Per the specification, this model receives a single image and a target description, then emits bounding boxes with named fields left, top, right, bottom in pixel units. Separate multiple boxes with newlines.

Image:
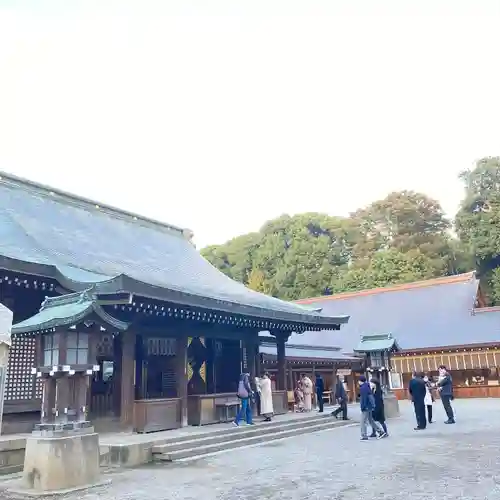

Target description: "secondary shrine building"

left=0, top=172, right=352, bottom=435
left=296, top=273, right=500, bottom=399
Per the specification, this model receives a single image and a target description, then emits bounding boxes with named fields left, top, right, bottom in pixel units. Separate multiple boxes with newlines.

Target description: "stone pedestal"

left=384, top=392, right=400, bottom=418
left=21, top=422, right=101, bottom=494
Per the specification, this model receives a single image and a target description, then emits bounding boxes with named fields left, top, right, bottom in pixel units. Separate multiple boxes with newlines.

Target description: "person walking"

left=423, top=374, right=434, bottom=424
left=370, top=375, right=388, bottom=437
left=359, top=375, right=386, bottom=440
left=259, top=372, right=274, bottom=422
left=234, top=373, right=254, bottom=426
left=331, top=375, right=348, bottom=420
left=409, top=372, right=427, bottom=430
left=315, top=373, right=325, bottom=413
left=436, top=365, right=455, bottom=424
left=301, top=374, right=313, bottom=412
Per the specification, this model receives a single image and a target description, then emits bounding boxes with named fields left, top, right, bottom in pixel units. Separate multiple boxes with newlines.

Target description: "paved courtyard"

left=3, top=398, right=500, bottom=499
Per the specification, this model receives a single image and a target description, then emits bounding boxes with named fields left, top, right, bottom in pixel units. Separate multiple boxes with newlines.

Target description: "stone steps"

left=152, top=414, right=353, bottom=462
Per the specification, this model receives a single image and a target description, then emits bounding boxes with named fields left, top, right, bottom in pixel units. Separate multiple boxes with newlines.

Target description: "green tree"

left=202, top=190, right=471, bottom=300
left=490, top=268, right=500, bottom=304
left=351, top=190, right=455, bottom=275
left=330, top=248, right=438, bottom=293
left=247, top=268, right=268, bottom=293
left=456, top=157, right=500, bottom=270
left=201, top=232, right=261, bottom=283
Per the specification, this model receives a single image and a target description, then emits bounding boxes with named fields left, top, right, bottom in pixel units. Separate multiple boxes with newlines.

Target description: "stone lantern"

left=354, top=333, right=401, bottom=418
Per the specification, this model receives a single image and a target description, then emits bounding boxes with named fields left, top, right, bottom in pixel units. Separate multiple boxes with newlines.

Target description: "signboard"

left=336, top=369, right=352, bottom=376
left=0, top=304, right=12, bottom=435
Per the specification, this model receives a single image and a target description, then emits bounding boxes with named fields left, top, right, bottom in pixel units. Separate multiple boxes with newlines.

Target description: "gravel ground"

left=3, top=398, right=500, bottom=499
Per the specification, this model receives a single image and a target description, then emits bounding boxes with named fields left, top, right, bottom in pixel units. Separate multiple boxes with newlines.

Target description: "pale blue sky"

left=1, top=1, right=499, bottom=248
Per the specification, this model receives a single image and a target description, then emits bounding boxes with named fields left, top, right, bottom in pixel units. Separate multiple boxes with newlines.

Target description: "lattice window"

left=66, top=332, right=89, bottom=364
left=43, top=333, right=60, bottom=366
left=96, top=334, right=114, bottom=357
left=5, top=335, right=41, bottom=401
left=147, top=337, right=176, bottom=356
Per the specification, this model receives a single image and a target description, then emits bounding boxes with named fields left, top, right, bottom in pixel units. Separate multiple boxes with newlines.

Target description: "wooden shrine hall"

left=0, top=172, right=349, bottom=434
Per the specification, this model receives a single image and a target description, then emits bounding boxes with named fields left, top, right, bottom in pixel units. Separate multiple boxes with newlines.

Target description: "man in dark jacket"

left=331, top=375, right=348, bottom=420
left=409, top=372, right=427, bottom=430
left=315, top=373, right=325, bottom=413
left=359, top=375, right=386, bottom=440
left=437, top=365, right=455, bottom=424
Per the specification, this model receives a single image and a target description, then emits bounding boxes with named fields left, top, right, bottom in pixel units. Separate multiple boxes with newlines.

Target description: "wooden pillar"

left=276, top=334, right=286, bottom=391
left=176, top=334, right=188, bottom=427
left=55, top=376, right=70, bottom=424
left=255, top=343, right=262, bottom=378
left=112, top=334, right=122, bottom=417
left=120, top=330, right=136, bottom=428
left=287, top=362, right=294, bottom=391
left=134, top=335, right=144, bottom=400
left=75, top=374, right=90, bottom=421
left=41, top=377, right=56, bottom=424
left=246, top=336, right=257, bottom=380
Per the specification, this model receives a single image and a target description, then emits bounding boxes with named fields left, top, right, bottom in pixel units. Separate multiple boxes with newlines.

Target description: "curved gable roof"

left=0, top=172, right=348, bottom=328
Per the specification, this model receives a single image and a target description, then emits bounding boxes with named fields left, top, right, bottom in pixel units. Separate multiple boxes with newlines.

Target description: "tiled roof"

left=0, top=172, right=348, bottom=328
left=296, top=273, right=476, bottom=304
left=354, top=333, right=399, bottom=352
left=287, top=272, right=500, bottom=351
left=259, top=342, right=360, bottom=362
left=11, top=291, right=129, bottom=335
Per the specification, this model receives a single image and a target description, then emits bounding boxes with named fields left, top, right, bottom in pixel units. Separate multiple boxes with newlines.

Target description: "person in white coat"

left=259, top=373, right=274, bottom=422
left=301, top=374, right=313, bottom=412
left=423, top=375, right=434, bottom=424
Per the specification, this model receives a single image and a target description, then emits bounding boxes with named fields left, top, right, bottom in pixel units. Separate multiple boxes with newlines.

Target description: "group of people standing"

left=233, top=372, right=274, bottom=426
left=408, top=365, right=455, bottom=430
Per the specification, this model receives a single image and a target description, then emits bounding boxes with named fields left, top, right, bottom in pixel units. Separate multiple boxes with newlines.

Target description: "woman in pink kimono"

left=294, top=381, right=305, bottom=412
left=301, top=374, right=313, bottom=412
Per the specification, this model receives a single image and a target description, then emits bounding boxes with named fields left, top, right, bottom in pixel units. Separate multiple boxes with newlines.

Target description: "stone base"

left=21, top=427, right=101, bottom=493
left=384, top=392, right=400, bottom=418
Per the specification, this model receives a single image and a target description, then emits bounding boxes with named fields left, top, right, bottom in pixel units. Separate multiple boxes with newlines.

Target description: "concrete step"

left=153, top=418, right=353, bottom=462
left=150, top=412, right=334, bottom=449
left=152, top=414, right=340, bottom=454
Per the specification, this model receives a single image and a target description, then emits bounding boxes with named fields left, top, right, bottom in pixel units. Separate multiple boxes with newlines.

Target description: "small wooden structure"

left=353, top=333, right=400, bottom=390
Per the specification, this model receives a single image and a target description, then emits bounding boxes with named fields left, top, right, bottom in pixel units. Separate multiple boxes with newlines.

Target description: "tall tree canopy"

left=201, top=191, right=469, bottom=301
left=455, top=157, right=500, bottom=302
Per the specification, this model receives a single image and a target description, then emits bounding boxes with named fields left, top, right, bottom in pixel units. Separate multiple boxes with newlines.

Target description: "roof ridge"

left=296, top=271, right=476, bottom=304
left=0, top=171, right=191, bottom=239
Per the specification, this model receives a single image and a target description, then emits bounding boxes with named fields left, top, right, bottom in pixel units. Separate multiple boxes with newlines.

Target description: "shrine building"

left=295, top=272, right=500, bottom=399
left=0, top=172, right=352, bottom=434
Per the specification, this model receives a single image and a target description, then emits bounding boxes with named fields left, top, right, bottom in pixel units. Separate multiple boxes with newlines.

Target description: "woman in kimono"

left=301, top=374, right=313, bottom=412
left=294, top=380, right=305, bottom=412
left=259, top=372, right=274, bottom=422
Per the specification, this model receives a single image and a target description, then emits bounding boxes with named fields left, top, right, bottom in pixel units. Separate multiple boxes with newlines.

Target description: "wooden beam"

left=176, top=334, right=188, bottom=427
left=120, top=330, right=136, bottom=428
left=276, top=334, right=286, bottom=391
